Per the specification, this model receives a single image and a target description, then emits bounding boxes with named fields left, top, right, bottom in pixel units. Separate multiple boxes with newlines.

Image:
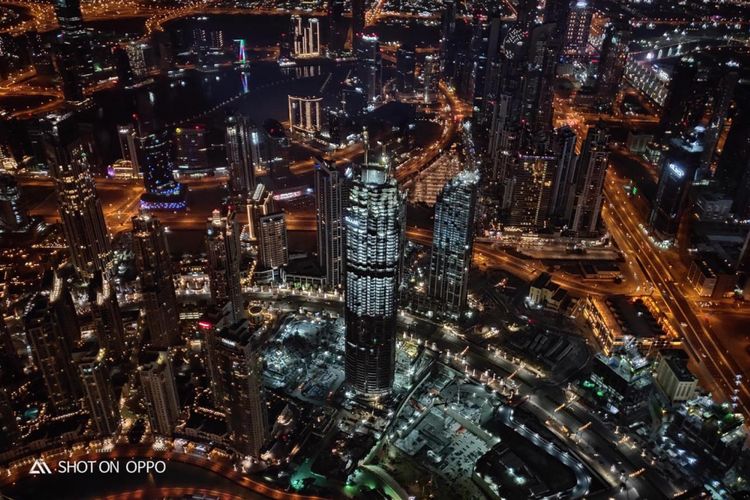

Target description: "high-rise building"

left=439, top=0, right=458, bottom=81
left=356, top=34, right=382, bottom=103
left=246, top=183, right=275, bottom=241
left=137, top=351, right=181, bottom=436
left=717, top=89, right=750, bottom=220
left=548, top=126, right=578, bottom=223
left=52, top=0, right=93, bottom=101
left=288, top=95, right=323, bottom=138
left=649, top=137, right=702, bottom=240
left=428, top=171, right=479, bottom=319
left=315, top=160, right=344, bottom=289
left=595, top=22, right=630, bottom=103
left=206, top=208, right=244, bottom=320
left=51, top=149, right=112, bottom=277
left=118, top=124, right=141, bottom=177
left=563, top=0, right=593, bottom=56
left=174, top=125, right=207, bottom=170
left=505, top=154, right=557, bottom=231
left=24, top=272, right=81, bottom=413
left=0, top=173, right=29, bottom=232
left=88, top=272, right=125, bottom=359
left=214, top=318, right=268, bottom=456
left=344, top=144, right=405, bottom=397
left=225, top=114, right=257, bottom=196
left=328, top=0, right=345, bottom=52
left=395, top=44, right=416, bottom=93
left=258, top=212, right=288, bottom=269
left=658, top=56, right=701, bottom=141
left=571, top=126, right=610, bottom=234
left=140, top=129, right=176, bottom=196
left=291, top=16, right=321, bottom=57
left=131, top=213, right=180, bottom=347
left=351, top=0, right=365, bottom=47
left=199, top=303, right=234, bottom=405
left=74, top=346, right=119, bottom=436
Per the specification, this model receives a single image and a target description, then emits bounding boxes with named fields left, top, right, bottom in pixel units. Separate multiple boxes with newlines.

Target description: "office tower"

left=225, top=114, right=256, bottom=196
left=356, top=34, right=382, bottom=103
left=649, top=137, right=702, bottom=240
left=174, top=125, right=207, bottom=170
left=571, top=126, right=610, bottom=234
left=246, top=183, right=275, bottom=241
left=351, top=0, right=365, bottom=47
left=51, top=149, right=112, bottom=277
left=206, top=208, right=244, bottom=320
left=396, top=44, right=416, bottom=93
left=658, top=56, right=701, bottom=140
left=0, top=173, right=29, bottom=232
left=288, top=96, right=323, bottom=138
left=24, top=273, right=81, bottom=413
left=428, top=171, right=479, bottom=319
left=595, top=22, right=629, bottom=103
left=131, top=213, right=180, bottom=348
left=504, top=153, right=557, bottom=230
left=548, top=126, right=578, bottom=223
left=328, top=0, right=345, bottom=51
left=291, top=16, right=321, bottom=57
left=137, top=351, right=180, bottom=436
left=52, top=0, right=93, bottom=101
left=344, top=144, right=405, bottom=397
left=74, top=346, right=119, bottom=436
left=118, top=124, right=141, bottom=174
left=315, top=160, right=344, bottom=289
left=258, top=212, right=288, bottom=269
left=89, top=272, right=125, bottom=358
left=563, top=0, right=592, bottom=56
left=0, top=389, right=19, bottom=450
left=214, top=318, right=268, bottom=456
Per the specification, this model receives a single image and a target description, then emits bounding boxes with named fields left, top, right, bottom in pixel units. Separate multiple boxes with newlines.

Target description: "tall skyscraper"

left=571, top=126, right=610, bottom=234
left=174, top=125, right=207, bottom=170
left=206, top=208, right=244, bottom=320
left=288, top=96, right=323, bottom=138
left=428, top=171, right=479, bottom=319
left=595, top=22, right=630, bottom=104
left=328, top=0, right=345, bottom=52
left=137, top=351, right=181, bottom=436
left=258, top=212, right=288, bottom=269
left=344, top=145, right=405, bottom=398
left=118, top=124, right=141, bottom=176
left=291, top=16, right=321, bottom=57
left=74, top=346, right=119, bottom=436
left=356, top=34, right=382, bottom=103
left=214, top=318, right=268, bottom=456
left=246, top=183, right=275, bottom=241
left=395, top=44, right=416, bottom=93
left=315, top=160, right=344, bottom=289
left=505, top=153, right=557, bottom=231
left=131, top=213, right=180, bottom=348
left=225, top=114, right=256, bottom=196
left=199, top=303, right=234, bottom=405
left=548, top=126, right=578, bottom=223
left=51, top=150, right=112, bottom=277
left=89, top=272, right=125, bottom=359
left=24, top=272, right=81, bottom=413
left=658, top=56, right=701, bottom=141
left=562, top=0, right=593, bottom=56
left=52, top=0, right=93, bottom=102
left=717, top=90, right=750, bottom=219
left=351, top=0, right=365, bottom=47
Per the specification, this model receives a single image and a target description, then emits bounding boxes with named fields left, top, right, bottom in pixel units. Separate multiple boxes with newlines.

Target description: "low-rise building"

left=687, top=252, right=736, bottom=298
left=653, top=349, right=698, bottom=404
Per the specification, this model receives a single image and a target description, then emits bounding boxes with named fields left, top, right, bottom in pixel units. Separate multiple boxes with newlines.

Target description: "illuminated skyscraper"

left=132, top=213, right=180, bottom=348
left=288, top=95, right=323, bottom=138
left=571, top=126, right=609, bottom=235
left=206, top=208, right=244, bottom=320
left=88, top=272, right=125, bottom=359
left=548, top=126, right=578, bottom=223
left=428, top=171, right=479, bottom=319
left=351, top=0, right=365, bottom=46
left=214, top=318, right=268, bottom=456
left=595, top=22, right=630, bottom=103
left=246, top=183, right=274, bottom=241
left=225, top=114, right=256, bottom=196
left=74, top=346, right=119, bottom=436
left=174, top=125, right=207, bottom=170
left=137, top=351, right=180, bottom=436
left=395, top=44, right=416, bottom=93
left=344, top=144, right=405, bottom=397
left=291, top=16, right=321, bottom=57
left=506, top=154, right=557, bottom=231
left=24, top=272, right=81, bottom=413
left=356, top=34, right=382, bottom=103
left=563, top=0, right=592, bottom=56
left=52, top=0, right=93, bottom=101
left=51, top=150, right=112, bottom=277
left=315, top=159, right=344, bottom=288
left=328, top=0, right=345, bottom=51
left=258, top=212, right=288, bottom=269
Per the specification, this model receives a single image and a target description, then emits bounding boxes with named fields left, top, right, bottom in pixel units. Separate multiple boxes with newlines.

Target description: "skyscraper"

left=214, top=318, right=268, bottom=456
left=225, top=114, right=256, bottom=196
left=562, top=0, right=592, bottom=56
left=89, top=272, right=125, bottom=359
left=206, top=208, right=244, bottom=320
left=0, top=173, right=29, bottom=232
left=351, top=0, right=365, bottom=47
left=571, top=126, right=610, bottom=235
left=505, top=153, right=557, bottom=231
left=395, top=44, right=416, bottom=93
left=315, top=159, right=344, bottom=289
left=344, top=145, right=405, bottom=398
left=258, top=212, right=289, bottom=269
left=246, top=183, right=274, bottom=241
left=356, top=34, right=382, bottom=103
left=132, top=213, right=180, bottom=348
left=428, top=171, right=479, bottom=319
left=51, top=150, right=112, bottom=277
left=291, top=16, right=321, bottom=57
left=74, top=346, right=119, bottom=436
left=52, top=0, right=93, bottom=102
left=137, top=351, right=181, bottom=436
left=548, top=126, right=578, bottom=223
left=24, top=272, right=81, bottom=413
left=595, top=22, right=630, bottom=104
left=288, top=96, right=323, bottom=138
left=328, top=0, right=345, bottom=52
